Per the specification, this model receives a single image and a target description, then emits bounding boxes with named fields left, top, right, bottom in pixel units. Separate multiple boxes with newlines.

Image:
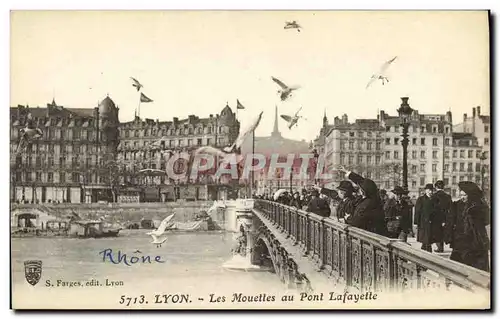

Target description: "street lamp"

left=397, top=97, right=414, bottom=192
left=479, top=151, right=488, bottom=192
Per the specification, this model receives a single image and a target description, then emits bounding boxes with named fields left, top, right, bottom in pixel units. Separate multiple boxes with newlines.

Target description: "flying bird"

left=366, top=56, right=398, bottom=89
left=147, top=213, right=176, bottom=248
left=195, top=111, right=263, bottom=164
left=130, top=77, right=144, bottom=91
left=284, top=20, right=301, bottom=32
left=271, top=77, right=300, bottom=101
left=280, top=107, right=305, bottom=129
left=16, top=113, right=43, bottom=154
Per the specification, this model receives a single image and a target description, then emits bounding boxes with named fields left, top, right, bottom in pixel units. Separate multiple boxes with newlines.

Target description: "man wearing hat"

left=335, top=181, right=356, bottom=222
left=337, top=166, right=386, bottom=236
left=384, top=186, right=412, bottom=241
left=433, top=180, right=451, bottom=253
left=306, top=189, right=331, bottom=218
left=414, top=183, right=437, bottom=252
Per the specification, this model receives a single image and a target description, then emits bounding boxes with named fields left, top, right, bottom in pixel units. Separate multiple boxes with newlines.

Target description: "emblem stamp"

left=24, top=260, right=42, bottom=286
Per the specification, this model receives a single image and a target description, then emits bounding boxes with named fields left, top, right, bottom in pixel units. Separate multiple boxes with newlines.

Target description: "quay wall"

left=10, top=201, right=229, bottom=227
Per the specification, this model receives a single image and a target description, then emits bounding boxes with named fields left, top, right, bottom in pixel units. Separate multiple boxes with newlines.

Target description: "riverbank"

left=11, top=201, right=228, bottom=224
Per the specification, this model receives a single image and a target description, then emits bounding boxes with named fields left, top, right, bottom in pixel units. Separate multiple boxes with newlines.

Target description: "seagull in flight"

left=130, top=77, right=144, bottom=91
left=195, top=111, right=263, bottom=163
left=284, top=20, right=301, bottom=32
left=147, top=213, right=176, bottom=248
left=271, top=77, right=300, bottom=101
left=280, top=107, right=305, bottom=130
left=366, top=56, right=398, bottom=89
left=16, top=113, right=43, bottom=154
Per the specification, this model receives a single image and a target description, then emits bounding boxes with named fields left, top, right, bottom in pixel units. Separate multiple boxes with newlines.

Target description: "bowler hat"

left=337, top=180, right=354, bottom=193
left=391, top=186, right=409, bottom=195
left=435, top=180, right=445, bottom=189
left=424, top=183, right=434, bottom=190
left=379, top=189, right=387, bottom=196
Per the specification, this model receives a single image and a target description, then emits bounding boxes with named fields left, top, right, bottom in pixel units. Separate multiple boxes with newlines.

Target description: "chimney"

left=463, top=113, right=467, bottom=121
left=472, top=107, right=476, bottom=117
left=477, top=106, right=481, bottom=116
left=446, top=111, right=452, bottom=123
left=173, top=117, right=178, bottom=123
left=342, top=114, right=348, bottom=124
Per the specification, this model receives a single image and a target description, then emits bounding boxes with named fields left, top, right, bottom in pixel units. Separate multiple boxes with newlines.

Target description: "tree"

left=102, top=156, right=122, bottom=203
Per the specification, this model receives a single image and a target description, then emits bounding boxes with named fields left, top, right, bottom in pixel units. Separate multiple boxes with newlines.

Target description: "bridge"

left=228, top=199, right=490, bottom=305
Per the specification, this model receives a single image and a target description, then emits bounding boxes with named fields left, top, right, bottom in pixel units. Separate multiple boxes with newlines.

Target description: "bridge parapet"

left=254, top=199, right=490, bottom=295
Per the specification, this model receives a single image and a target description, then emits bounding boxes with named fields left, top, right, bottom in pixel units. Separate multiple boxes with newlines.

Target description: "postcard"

left=10, top=10, right=491, bottom=310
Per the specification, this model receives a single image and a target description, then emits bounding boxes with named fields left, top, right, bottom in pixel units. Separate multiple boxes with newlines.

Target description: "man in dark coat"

left=338, top=166, right=386, bottom=236
left=289, top=191, right=302, bottom=209
left=384, top=186, right=412, bottom=242
left=335, top=181, right=356, bottom=223
left=306, top=189, right=331, bottom=218
left=433, top=180, right=451, bottom=252
left=414, top=183, right=436, bottom=252
left=445, top=181, right=490, bottom=272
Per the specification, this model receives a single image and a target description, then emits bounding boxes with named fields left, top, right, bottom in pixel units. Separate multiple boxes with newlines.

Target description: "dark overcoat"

left=432, top=190, right=451, bottom=242
left=307, top=197, right=331, bottom=218
left=414, top=195, right=435, bottom=244
left=336, top=197, right=355, bottom=220
left=446, top=200, right=490, bottom=271
left=345, top=172, right=386, bottom=236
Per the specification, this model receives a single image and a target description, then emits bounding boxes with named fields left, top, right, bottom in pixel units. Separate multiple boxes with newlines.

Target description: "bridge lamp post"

left=397, top=97, right=414, bottom=192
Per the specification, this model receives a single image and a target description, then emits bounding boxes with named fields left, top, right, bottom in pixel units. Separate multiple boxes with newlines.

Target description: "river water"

left=11, top=230, right=287, bottom=309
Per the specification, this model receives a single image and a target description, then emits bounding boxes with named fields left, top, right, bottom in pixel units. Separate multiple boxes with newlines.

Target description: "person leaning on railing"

left=306, top=189, right=331, bottom=218
left=336, top=166, right=387, bottom=236
left=334, top=181, right=356, bottom=223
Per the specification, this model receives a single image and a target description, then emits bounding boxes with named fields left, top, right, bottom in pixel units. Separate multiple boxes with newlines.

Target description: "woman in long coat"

left=445, top=181, right=490, bottom=272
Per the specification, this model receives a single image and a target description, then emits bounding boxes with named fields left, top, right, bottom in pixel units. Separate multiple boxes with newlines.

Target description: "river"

left=11, top=230, right=286, bottom=309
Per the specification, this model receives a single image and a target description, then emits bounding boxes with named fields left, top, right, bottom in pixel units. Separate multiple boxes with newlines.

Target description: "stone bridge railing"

left=254, top=199, right=490, bottom=294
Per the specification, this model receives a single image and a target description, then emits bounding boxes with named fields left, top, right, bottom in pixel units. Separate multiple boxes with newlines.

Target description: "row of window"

left=120, top=125, right=230, bottom=138
left=339, top=141, right=382, bottom=151
left=120, top=137, right=226, bottom=150
left=384, top=149, right=486, bottom=160
left=385, top=124, right=451, bottom=134
left=11, top=128, right=97, bottom=141
left=380, top=173, right=483, bottom=191
left=339, top=131, right=382, bottom=138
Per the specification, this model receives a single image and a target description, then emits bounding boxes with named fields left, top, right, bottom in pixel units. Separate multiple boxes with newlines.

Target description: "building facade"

left=319, top=98, right=488, bottom=200
left=453, top=106, right=490, bottom=197
left=116, top=103, right=241, bottom=201
left=10, top=99, right=241, bottom=203
left=10, top=97, right=119, bottom=203
left=323, top=114, right=385, bottom=189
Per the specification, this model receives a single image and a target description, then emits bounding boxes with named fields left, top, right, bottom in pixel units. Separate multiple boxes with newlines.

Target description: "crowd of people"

left=253, top=165, right=490, bottom=272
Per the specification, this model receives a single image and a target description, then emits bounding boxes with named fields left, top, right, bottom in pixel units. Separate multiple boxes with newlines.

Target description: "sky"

left=10, top=10, right=489, bottom=142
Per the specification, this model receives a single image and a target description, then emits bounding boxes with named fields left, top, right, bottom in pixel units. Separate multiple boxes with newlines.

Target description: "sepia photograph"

left=9, top=9, right=491, bottom=310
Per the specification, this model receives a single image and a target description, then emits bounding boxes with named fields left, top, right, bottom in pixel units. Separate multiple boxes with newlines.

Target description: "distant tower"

left=323, top=109, right=328, bottom=127
left=272, top=105, right=281, bottom=138
left=98, top=95, right=120, bottom=152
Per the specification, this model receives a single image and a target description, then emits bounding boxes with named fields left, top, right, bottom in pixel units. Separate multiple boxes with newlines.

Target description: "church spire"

left=272, top=105, right=280, bottom=137
left=323, top=108, right=328, bottom=127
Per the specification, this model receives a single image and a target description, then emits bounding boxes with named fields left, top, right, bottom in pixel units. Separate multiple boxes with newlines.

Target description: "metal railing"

left=254, top=199, right=490, bottom=294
